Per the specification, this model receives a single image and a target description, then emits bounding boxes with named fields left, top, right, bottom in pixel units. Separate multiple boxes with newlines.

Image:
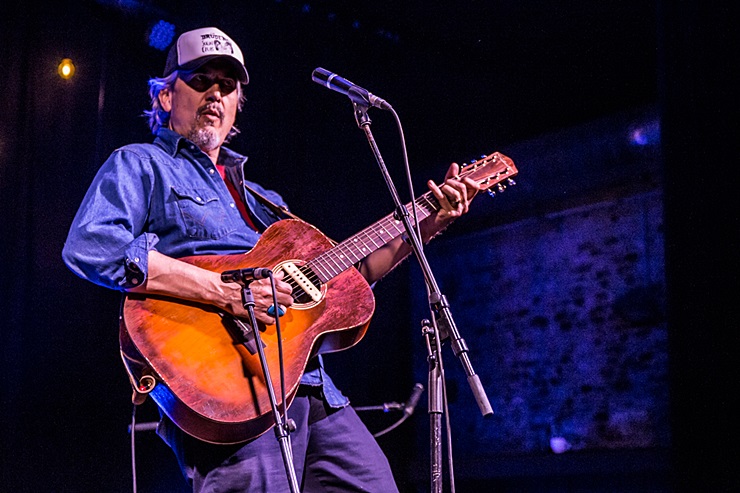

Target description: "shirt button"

left=196, top=197, right=203, bottom=202
left=134, top=257, right=140, bottom=262
left=230, top=203, right=236, bottom=208
left=209, top=169, right=215, bottom=174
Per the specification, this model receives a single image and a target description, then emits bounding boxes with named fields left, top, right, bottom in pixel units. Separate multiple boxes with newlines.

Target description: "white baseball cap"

left=163, top=27, right=249, bottom=84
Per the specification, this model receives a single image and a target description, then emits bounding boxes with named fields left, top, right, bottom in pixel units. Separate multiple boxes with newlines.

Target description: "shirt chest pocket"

left=172, top=186, right=236, bottom=239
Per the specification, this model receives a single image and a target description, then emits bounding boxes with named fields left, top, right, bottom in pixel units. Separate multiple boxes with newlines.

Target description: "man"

left=63, top=27, right=479, bottom=492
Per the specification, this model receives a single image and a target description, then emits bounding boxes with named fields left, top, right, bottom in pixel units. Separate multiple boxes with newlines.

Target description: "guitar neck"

left=307, top=192, right=440, bottom=282
left=305, top=151, right=518, bottom=284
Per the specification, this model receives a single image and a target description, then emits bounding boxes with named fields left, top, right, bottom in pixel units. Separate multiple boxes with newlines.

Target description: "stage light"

left=549, top=436, right=572, bottom=454
left=629, top=120, right=661, bottom=147
left=149, top=20, right=176, bottom=51
left=58, top=58, right=75, bottom=79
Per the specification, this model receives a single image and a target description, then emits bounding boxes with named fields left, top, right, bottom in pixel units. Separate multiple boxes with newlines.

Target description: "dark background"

left=1, top=1, right=736, bottom=492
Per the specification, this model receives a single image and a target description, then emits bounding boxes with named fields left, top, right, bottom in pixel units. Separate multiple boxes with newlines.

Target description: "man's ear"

left=159, top=87, right=172, bottom=112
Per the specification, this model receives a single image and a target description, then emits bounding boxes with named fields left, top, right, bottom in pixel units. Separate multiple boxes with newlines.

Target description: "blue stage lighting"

left=149, top=20, right=176, bottom=51
left=629, top=121, right=661, bottom=147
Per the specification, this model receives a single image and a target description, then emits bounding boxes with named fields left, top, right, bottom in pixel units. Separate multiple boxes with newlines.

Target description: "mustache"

left=197, top=104, right=224, bottom=120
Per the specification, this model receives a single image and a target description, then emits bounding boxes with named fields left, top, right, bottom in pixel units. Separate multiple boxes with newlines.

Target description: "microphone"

left=220, top=267, right=272, bottom=285
left=403, top=383, right=425, bottom=416
left=312, top=67, right=392, bottom=110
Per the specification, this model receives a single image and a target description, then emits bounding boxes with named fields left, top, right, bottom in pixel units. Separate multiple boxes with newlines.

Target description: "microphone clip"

left=220, top=267, right=272, bottom=286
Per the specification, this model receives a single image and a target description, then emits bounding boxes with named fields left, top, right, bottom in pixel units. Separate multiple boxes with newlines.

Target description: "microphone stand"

left=235, top=282, right=301, bottom=493
left=351, top=100, right=493, bottom=491
left=422, top=319, right=445, bottom=493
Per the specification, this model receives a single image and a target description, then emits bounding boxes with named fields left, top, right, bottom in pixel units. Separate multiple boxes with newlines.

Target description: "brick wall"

left=411, top=187, right=669, bottom=457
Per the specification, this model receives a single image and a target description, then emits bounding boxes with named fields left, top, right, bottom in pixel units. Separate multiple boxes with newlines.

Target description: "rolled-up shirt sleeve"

left=62, top=148, right=159, bottom=291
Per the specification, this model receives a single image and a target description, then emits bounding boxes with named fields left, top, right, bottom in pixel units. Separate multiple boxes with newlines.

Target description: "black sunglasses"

left=180, top=72, right=238, bottom=95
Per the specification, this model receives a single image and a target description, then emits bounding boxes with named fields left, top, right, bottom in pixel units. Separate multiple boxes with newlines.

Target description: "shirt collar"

left=154, top=128, right=187, bottom=156
left=217, top=145, right=249, bottom=169
left=154, top=128, right=248, bottom=168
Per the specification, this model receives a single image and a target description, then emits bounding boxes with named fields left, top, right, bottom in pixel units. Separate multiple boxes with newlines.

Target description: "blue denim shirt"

left=62, top=128, right=348, bottom=407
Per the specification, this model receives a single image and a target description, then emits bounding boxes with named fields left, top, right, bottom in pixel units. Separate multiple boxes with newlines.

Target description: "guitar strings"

left=282, top=193, right=442, bottom=304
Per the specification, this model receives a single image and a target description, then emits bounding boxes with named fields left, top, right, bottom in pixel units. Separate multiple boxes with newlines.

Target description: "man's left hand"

left=427, top=162, right=482, bottom=219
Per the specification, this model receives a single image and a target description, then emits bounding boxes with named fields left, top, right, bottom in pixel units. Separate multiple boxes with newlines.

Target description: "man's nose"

left=205, top=84, right=223, bottom=101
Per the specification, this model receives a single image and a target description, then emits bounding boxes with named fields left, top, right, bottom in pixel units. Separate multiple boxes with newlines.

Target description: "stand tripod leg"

left=423, top=319, right=444, bottom=493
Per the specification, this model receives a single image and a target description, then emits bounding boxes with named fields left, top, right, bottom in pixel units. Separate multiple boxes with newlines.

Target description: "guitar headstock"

left=459, top=152, right=518, bottom=197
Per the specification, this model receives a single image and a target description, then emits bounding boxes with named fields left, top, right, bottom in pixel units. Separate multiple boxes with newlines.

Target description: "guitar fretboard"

left=302, top=151, right=517, bottom=284
left=307, top=192, right=440, bottom=282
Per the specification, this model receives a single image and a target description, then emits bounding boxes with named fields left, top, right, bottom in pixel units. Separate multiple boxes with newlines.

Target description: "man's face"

left=159, top=60, right=241, bottom=153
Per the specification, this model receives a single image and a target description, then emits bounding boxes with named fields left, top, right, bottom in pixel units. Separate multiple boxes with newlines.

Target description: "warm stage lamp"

left=58, top=58, right=75, bottom=79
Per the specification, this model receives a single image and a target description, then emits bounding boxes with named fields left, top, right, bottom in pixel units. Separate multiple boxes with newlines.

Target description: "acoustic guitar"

left=120, top=152, right=517, bottom=444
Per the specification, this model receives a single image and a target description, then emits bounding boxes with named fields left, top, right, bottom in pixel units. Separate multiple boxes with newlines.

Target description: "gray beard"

left=187, top=125, right=221, bottom=153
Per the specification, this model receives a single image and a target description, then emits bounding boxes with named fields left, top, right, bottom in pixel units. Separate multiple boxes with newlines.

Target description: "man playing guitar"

left=63, top=26, right=491, bottom=492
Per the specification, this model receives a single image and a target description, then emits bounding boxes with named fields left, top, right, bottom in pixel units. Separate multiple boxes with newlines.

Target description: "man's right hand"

left=220, top=270, right=294, bottom=325
left=129, top=250, right=294, bottom=326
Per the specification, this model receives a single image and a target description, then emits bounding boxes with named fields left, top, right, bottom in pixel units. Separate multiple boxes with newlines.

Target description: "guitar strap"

left=246, top=184, right=342, bottom=249
left=243, top=183, right=304, bottom=223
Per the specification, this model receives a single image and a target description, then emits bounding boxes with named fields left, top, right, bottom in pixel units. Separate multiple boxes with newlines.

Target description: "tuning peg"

left=507, top=178, right=516, bottom=186
left=487, top=189, right=496, bottom=198
left=497, top=183, right=506, bottom=193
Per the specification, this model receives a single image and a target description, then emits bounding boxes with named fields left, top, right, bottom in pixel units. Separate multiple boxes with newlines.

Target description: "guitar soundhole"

left=293, top=278, right=320, bottom=304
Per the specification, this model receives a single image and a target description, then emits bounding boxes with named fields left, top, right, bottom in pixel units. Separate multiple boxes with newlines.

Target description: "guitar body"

left=119, top=151, right=518, bottom=445
left=120, top=219, right=375, bottom=444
